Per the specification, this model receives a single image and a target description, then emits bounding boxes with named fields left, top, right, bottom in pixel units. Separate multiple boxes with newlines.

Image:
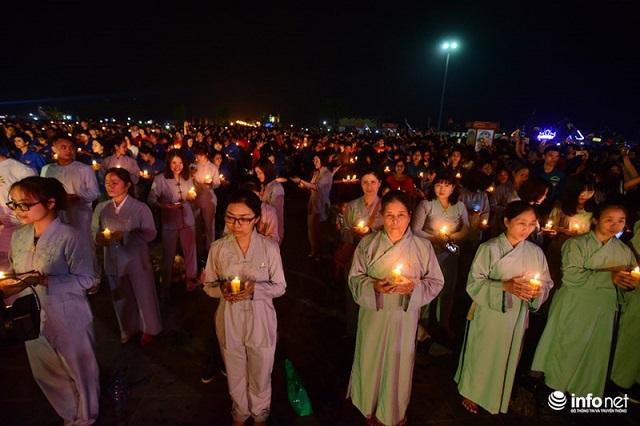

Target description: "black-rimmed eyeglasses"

left=6, top=201, right=42, bottom=212
left=224, top=215, right=256, bottom=225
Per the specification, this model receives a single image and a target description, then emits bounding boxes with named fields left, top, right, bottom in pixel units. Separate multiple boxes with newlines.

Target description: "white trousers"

left=108, top=271, right=162, bottom=339
left=161, top=226, right=198, bottom=287
left=221, top=343, right=276, bottom=423
left=25, top=323, right=100, bottom=425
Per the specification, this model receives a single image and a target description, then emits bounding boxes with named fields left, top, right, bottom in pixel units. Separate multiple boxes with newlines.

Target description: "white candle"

left=529, top=273, right=541, bottom=289
left=230, top=277, right=241, bottom=293
left=545, top=221, right=552, bottom=230
left=188, top=187, right=197, bottom=197
left=103, top=228, right=111, bottom=239
left=143, top=170, right=149, bottom=177
left=631, top=266, right=640, bottom=279
left=391, top=264, right=403, bottom=283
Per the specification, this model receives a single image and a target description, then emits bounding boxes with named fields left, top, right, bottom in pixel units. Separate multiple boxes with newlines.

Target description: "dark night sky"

left=1, top=1, right=639, bottom=135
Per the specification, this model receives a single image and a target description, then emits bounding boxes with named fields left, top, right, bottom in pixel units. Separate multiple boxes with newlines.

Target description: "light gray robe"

left=348, top=228, right=444, bottom=426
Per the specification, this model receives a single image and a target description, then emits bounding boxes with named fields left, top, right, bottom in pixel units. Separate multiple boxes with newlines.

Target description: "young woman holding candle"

left=348, top=190, right=444, bottom=426
left=92, top=168, right=161, bottom=346
left=531, top=202, right=638, bottom=398
left=254, top=158, right=285, bottom=244
left=411, top=171, right=470, bottom=341
left=203, top=189, right=286, bottom=426
left=384, top=158, right=415, bottom=196
left=544, top=174, right=596, bottom=297
left=1, top=176, right=99, bottom=425
left=454, top=200, right=552, bottom=414
left=148, top=149, right=198, bottom=297
left=192, top=143, right=220, bottom=255
left=489, top=163, right=530, bottom=231
left=291, top=151, right=332, bottom=261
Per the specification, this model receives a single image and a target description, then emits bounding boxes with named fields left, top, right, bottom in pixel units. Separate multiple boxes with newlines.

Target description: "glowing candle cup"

left=529, top=273, right=541, bottom=291
left=631, top=266, right=640, bottom=281
left=230, top=277, right=241, bottom=294
left=390, top=264, right=403, bottom=284
left=357, top=220, right=369, bottom=234
left=102, top=228, right=112, bottom=239
left=439, top=226, right=448, bottom=239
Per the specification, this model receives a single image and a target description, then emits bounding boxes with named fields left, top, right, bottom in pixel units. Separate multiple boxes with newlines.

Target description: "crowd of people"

left=0, top=117, right=639, bottom=425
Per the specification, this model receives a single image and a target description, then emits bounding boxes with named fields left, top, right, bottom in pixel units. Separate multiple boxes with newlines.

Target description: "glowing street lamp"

left=437, top=40, right=459, bottom=132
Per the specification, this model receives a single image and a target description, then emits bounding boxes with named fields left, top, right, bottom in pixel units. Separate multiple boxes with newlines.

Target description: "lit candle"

left=352, top=175, right=357, bottom=181
left=384, top=166, right=390, bottom=173
left=572, top=223, right=580, bottom=233
left=53, top=153, right=59, bottom=161
left=219, top=174, right=224, bottom=180
left=77, top=147, right=82, bottom=152
left=205, top=175, right=212, bottom=184
left=0, top=271, right=5, bottom=279
left=116, top=165, right=121, bottom=168
left=230, top=276, right=241, bottom=294
left=631, top=266, right=640, bottom=279
left=346, top=175, right=351, bottom=181
left=102, top=228, right=112, bottom=239
left=481, top=219, right=488, bottom=227
left=188, top=187, right=197, bottom=197
left=143, top=169, right=149, bottom=177
left=455, top=172, right=461, bottom=179
left=419, top=172, right=424, bottom=178
left=439, top=225, right=448, bottom=238
left=544, top=221, right=553, bottom=230
left=356, top=220, right=369, bottom=233
left=391, top=264, right=403, bottom=283
left=486, top=185, right=494, bottom=193
left=529, top=273, right=541, bottom=290
left=350, top=157, right=355, bottom=163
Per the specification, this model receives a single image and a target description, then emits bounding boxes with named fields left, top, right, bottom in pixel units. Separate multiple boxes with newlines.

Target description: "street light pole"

left=437, top=41, right=458, bottom=132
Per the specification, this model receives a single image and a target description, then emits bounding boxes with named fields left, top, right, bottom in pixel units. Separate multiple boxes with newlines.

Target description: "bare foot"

left=462, top=397, right=479, bottom=414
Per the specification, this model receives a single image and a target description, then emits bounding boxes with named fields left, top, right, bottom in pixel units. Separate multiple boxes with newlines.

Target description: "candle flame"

left=395, top=264, right=403, bottom=271
left=358, top=221, right=365, bottom=228
left=635, top=266, right=639, bottom=273
left=440, top=226, right=448, bottom=233
left=534, top=273, right=540, bottom=280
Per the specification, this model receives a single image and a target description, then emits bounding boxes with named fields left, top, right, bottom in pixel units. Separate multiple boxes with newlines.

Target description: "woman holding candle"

left=454, top=200, right=552, bottom=414
left=531, top=202, right=638, bottom=398
left=610, top=219, right=640, bottom=401
left=148, top=149, right=199, bottom=297
left=337, top=168, right=384, bottom=338
left=203, top=189, right=286, bottom=426
left=254, top=158, right=285, bottom=244
left=1, top=176, right=99, bottom=425
left=545, top=174, right=596, bottom=297
left=411, top=171, right=470, bottom=341
left=192, top=144, right=220, bottom=254
left=99, top=135, right=141, bottom=188
left=92, top=168, right=161, bottom=346
left=348, top=190, right=444, bottom=426
left=384, top=159, right=415, bottom=196
left=291, top=151, right=332, bottom=261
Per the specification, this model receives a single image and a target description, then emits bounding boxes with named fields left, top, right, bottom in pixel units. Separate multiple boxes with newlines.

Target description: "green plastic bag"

left=285, top=358, right=313, bottom=416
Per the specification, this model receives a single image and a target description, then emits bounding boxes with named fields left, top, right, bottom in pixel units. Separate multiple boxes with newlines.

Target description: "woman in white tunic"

left=192, top=143, right=220, bottom=252
left=411, top=171, right=469, bottom=341
left=454, top=200, right=552, bottom=414
left=203, top=189, right=286, bottom=426
left=1, top=176, right=99, bottom=425
left=254, top=158, right=285, bottom=244
left=349, top=190, right=444, bottom=426
left=93, top=168, right=161, bottom=345
left=148, top=149, right=198, bottom=296
left=291, top=151, right=332, bottom=260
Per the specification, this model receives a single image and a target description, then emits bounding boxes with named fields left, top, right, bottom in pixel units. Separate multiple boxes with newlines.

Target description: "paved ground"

left=1, top=186, right=639, bottom=425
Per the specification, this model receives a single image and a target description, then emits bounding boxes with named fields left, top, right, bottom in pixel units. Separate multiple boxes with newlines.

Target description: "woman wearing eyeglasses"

left=93, top=168, right=161, bottom=346
left=1, top=176, right=99, bottom=425
left=203, top=189, right=286, bottom=426
left=148, top=149, right=198, bottom=298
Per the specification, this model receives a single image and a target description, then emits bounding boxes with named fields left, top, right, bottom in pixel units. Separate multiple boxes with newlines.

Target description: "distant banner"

left=465, top=121, right=500, bottom=130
